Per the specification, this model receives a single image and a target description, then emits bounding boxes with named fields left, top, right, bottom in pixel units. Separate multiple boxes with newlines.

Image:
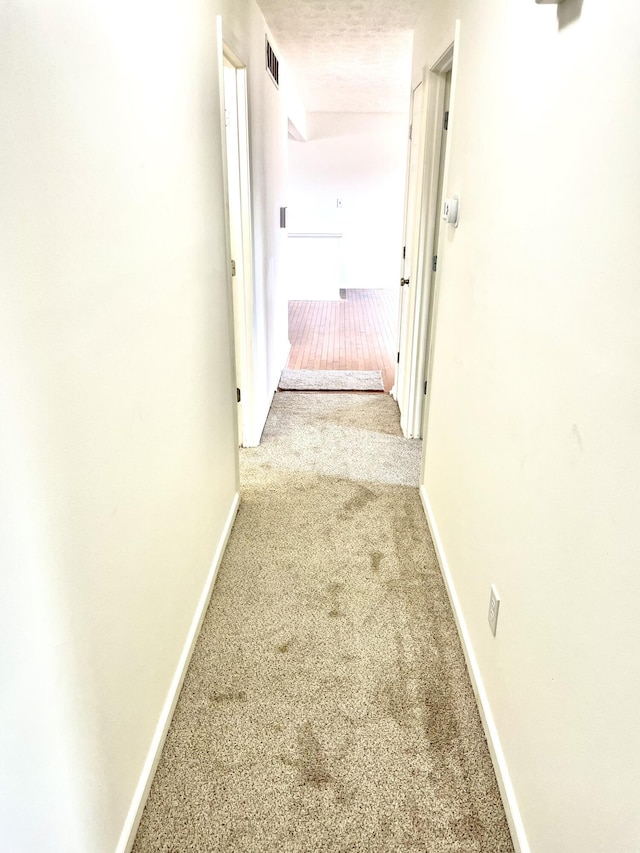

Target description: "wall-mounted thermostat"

left=442, top=196, right=459, bottom=227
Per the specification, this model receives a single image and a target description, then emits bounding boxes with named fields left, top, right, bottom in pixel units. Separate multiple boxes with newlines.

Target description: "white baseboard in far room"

left=116, top=491, right=241, bottom=853
left=419, top=484, right=530, bottom=853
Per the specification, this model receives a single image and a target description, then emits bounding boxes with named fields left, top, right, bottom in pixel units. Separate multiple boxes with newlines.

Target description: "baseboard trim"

left=419, top=485, right=530, bottom=853
left=116, top=491, right=241, bottom=853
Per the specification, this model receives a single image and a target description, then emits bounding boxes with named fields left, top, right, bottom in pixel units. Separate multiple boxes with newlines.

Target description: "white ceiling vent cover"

left=265, top=36, right=279, bottom=88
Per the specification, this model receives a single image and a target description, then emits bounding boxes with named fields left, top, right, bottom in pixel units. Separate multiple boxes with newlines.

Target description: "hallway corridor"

left=133, top=393, right=512, bottom=852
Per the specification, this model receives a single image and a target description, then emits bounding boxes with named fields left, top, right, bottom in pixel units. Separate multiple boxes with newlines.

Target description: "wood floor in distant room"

left=287, top=288, right=399, bottom=393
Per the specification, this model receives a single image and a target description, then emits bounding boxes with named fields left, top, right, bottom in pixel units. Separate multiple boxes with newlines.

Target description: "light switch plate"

left=442, top=196, right=459, bottom=227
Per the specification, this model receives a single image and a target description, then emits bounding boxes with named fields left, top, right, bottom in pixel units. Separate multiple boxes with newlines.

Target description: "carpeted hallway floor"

left=133, top=392, right=514, bottom=852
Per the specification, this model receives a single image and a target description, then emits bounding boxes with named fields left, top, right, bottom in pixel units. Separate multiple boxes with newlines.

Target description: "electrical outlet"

left=488, top=585, right=500, bottom=637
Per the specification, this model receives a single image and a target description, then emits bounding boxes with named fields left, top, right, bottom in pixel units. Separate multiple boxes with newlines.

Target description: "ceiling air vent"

left=265, top=36, right=279, bottom=88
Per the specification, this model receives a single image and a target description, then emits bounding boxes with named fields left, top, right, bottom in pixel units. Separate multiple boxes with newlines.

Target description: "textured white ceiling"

left=256, top=0, right=424, bottom=113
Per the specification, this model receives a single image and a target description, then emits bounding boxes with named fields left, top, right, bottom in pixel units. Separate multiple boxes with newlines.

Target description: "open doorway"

left=283, top=113, right=407, bottom=394
left=285, top=288, right=398, bottom=391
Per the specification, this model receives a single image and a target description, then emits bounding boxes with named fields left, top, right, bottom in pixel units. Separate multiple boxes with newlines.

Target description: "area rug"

left=279, top=368, right=384, bottom=391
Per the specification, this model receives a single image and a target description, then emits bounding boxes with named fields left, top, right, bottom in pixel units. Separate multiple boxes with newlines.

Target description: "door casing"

left=219, top=31, right=255, bottom=448
left=395, top=81, right=424, bottom=433
left=396, top=30, right=459, bottom=442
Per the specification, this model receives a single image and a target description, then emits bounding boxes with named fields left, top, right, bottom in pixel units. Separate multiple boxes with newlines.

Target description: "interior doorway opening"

left=283, top=112, right=408, bottom=395
left=285, top=288, right=398, bottom=392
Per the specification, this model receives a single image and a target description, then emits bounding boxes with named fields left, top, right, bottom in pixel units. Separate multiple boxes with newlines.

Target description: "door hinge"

left=236, top=388, right=241, bottom=403
left=444, top=110, right=449, bottom=131
left=397, top=352, right=400, bottom=364
left=424, top=380, right=428, bottom=395
left=231, top=259, right=236, bottom=277
left=402, top=245, right=406, bottom=260
left=409, top=124, right=412, bottom=140
left=432, top=255, right=438, bottom=272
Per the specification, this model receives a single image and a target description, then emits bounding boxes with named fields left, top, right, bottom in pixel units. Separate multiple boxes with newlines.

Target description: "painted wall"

left=0, top=0, right=292, bottom=849
left=413, top=1, right=640, bottom=851
left=287, top=113, right=408, bottom=298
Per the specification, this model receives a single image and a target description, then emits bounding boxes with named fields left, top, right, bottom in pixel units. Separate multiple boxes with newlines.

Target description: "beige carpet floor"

left=133, top=392, right=514, bottom=852
left=279, top=369, right=384, bottom=391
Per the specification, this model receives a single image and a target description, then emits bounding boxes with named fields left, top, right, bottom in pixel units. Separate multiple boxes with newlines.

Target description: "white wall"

left=0, top=0, right=292, bottom=849
left=413, top=2, right=640, bottom=851
left=287, top=113, right=408, bottom=298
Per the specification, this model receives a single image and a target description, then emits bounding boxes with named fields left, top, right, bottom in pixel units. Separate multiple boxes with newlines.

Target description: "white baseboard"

left=116, top=491, right=241, bottom=853
left=419, top=485, right=530, bottom=853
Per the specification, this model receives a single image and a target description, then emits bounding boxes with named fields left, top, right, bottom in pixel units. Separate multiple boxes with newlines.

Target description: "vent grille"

left=265, top=36, right=279, bottom=88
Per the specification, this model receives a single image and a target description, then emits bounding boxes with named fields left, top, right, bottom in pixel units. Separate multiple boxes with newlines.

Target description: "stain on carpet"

left=327, top=582, right=345, bottom=618
left=297, top=722, right=334, bottom=787
left=371, top=550, right=384, bottom=571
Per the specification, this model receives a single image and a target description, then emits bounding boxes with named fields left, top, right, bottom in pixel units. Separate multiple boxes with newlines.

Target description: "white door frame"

left=217, top=20, right=255, bottom=448
left=397, top=27, right=459, bottom=439
left=419, top=32, right=459, bottom=448
left=395, top=81, right=425, bottom=434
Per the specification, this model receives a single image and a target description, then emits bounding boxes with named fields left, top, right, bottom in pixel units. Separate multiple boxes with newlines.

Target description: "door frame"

left=418, top=33, right=459, bottom=450
left=397, top=28, right=458, bottom=440
left=217, top=20, right=255, bottom=447
left=395, top=81, right=425, bottom=434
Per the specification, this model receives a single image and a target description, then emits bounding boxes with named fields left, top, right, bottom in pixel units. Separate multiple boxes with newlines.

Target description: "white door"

left=222, top=56, right=253, bottom=446
left=397, top=43, right=455, bottom=440
left=396, top=82, right=423, bottom=433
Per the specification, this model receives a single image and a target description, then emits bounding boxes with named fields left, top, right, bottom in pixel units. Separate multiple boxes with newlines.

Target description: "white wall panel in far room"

left=288, top=112, right=408, bottom=295
left=286, top=234, right=344, bottom=301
